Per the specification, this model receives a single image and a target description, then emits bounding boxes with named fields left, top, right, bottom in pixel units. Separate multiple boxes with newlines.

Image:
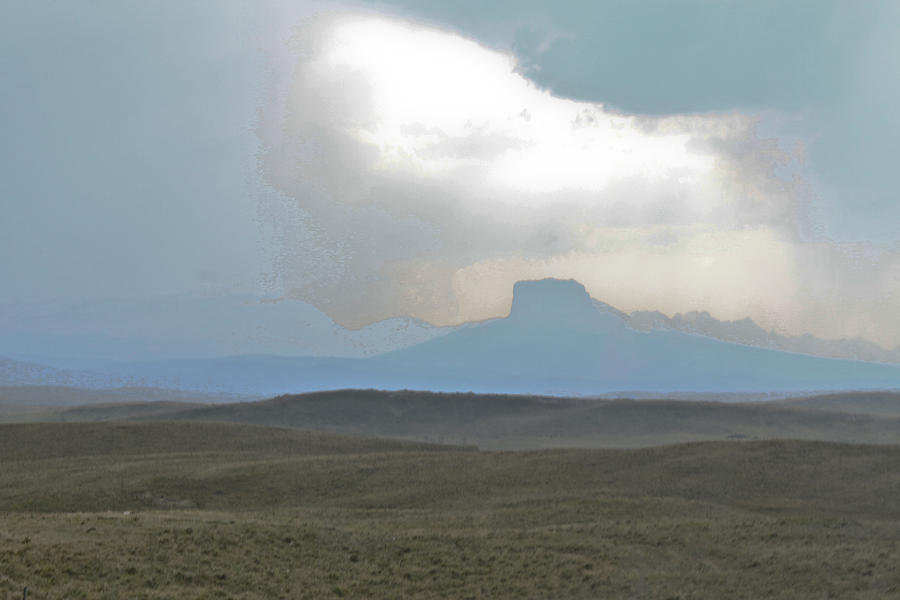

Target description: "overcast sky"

left=2, top=1, right=899, bottom=350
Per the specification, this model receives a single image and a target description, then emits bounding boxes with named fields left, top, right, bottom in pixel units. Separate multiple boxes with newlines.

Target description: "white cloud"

left=258, top=11, right=900, bottom=349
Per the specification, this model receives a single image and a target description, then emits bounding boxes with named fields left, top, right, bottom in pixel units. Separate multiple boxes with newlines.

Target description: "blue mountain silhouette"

left=371, top=279, right=900, bottom=394
left=6, top=279, right=900, bottom=396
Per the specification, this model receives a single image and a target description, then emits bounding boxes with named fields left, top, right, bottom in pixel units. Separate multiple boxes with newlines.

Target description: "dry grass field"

left=2, top=421, right=900, bottom=598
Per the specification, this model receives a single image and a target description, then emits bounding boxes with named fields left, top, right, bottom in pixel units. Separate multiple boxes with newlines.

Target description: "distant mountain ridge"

left=627, top=308, right=900, bottom=365
left=371, top=278, right=900, bottom=394
left=0, top=356, right=131, bottom=389
left=3, top=278, right=900, bottom=396
left=3, top=285, right=896, bottom=367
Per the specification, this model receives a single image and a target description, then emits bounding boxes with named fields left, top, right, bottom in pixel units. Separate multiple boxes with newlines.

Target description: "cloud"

left=257, top=11, right=900, bottom=349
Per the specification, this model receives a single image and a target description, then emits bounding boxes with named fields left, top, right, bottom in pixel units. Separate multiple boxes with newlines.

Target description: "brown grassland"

left=2, top=420, right=900, bottom=598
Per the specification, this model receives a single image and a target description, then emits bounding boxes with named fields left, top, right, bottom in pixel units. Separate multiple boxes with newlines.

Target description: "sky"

left=2, top=0, right=899, bottom=353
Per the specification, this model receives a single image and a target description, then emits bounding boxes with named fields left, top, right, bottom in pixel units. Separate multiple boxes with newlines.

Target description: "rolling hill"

left=10, top=388, right=900, bottom=449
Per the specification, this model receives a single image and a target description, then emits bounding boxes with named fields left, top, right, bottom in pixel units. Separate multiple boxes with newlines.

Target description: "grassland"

left=3, top=421, right=900, bottom=598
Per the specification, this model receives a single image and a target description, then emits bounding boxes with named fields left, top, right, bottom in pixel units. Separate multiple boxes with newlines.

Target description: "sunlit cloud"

left=258, top=11, right=900, bottom=349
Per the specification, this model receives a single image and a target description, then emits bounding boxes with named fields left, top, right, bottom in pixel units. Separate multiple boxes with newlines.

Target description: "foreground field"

left=2, top=422, right=900, bottom=598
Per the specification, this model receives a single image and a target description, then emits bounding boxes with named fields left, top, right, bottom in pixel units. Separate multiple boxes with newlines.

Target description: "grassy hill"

left=0, top=385, right=248, bottom=424
left=778, top=390, right=900, bottom=417
left=10, top=399, right=207, bottom=423
left=2, top=421, right=900, bottom=598
left=8, top=388, right=900, bottom=448
left=71, top=388, right=900, bottom=448
left=0, top=385, right=245, bottom=414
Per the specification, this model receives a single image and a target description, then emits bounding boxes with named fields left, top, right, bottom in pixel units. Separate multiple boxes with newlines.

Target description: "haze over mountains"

left=0, top=294, right=447, bottom=361
left=627, top=308, right=900, bottom=365
left=3, top=278, right=900, bottom=397
left=4, top=285, right=898, bottom=367
left=372, top=279, right=900, bottom=394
